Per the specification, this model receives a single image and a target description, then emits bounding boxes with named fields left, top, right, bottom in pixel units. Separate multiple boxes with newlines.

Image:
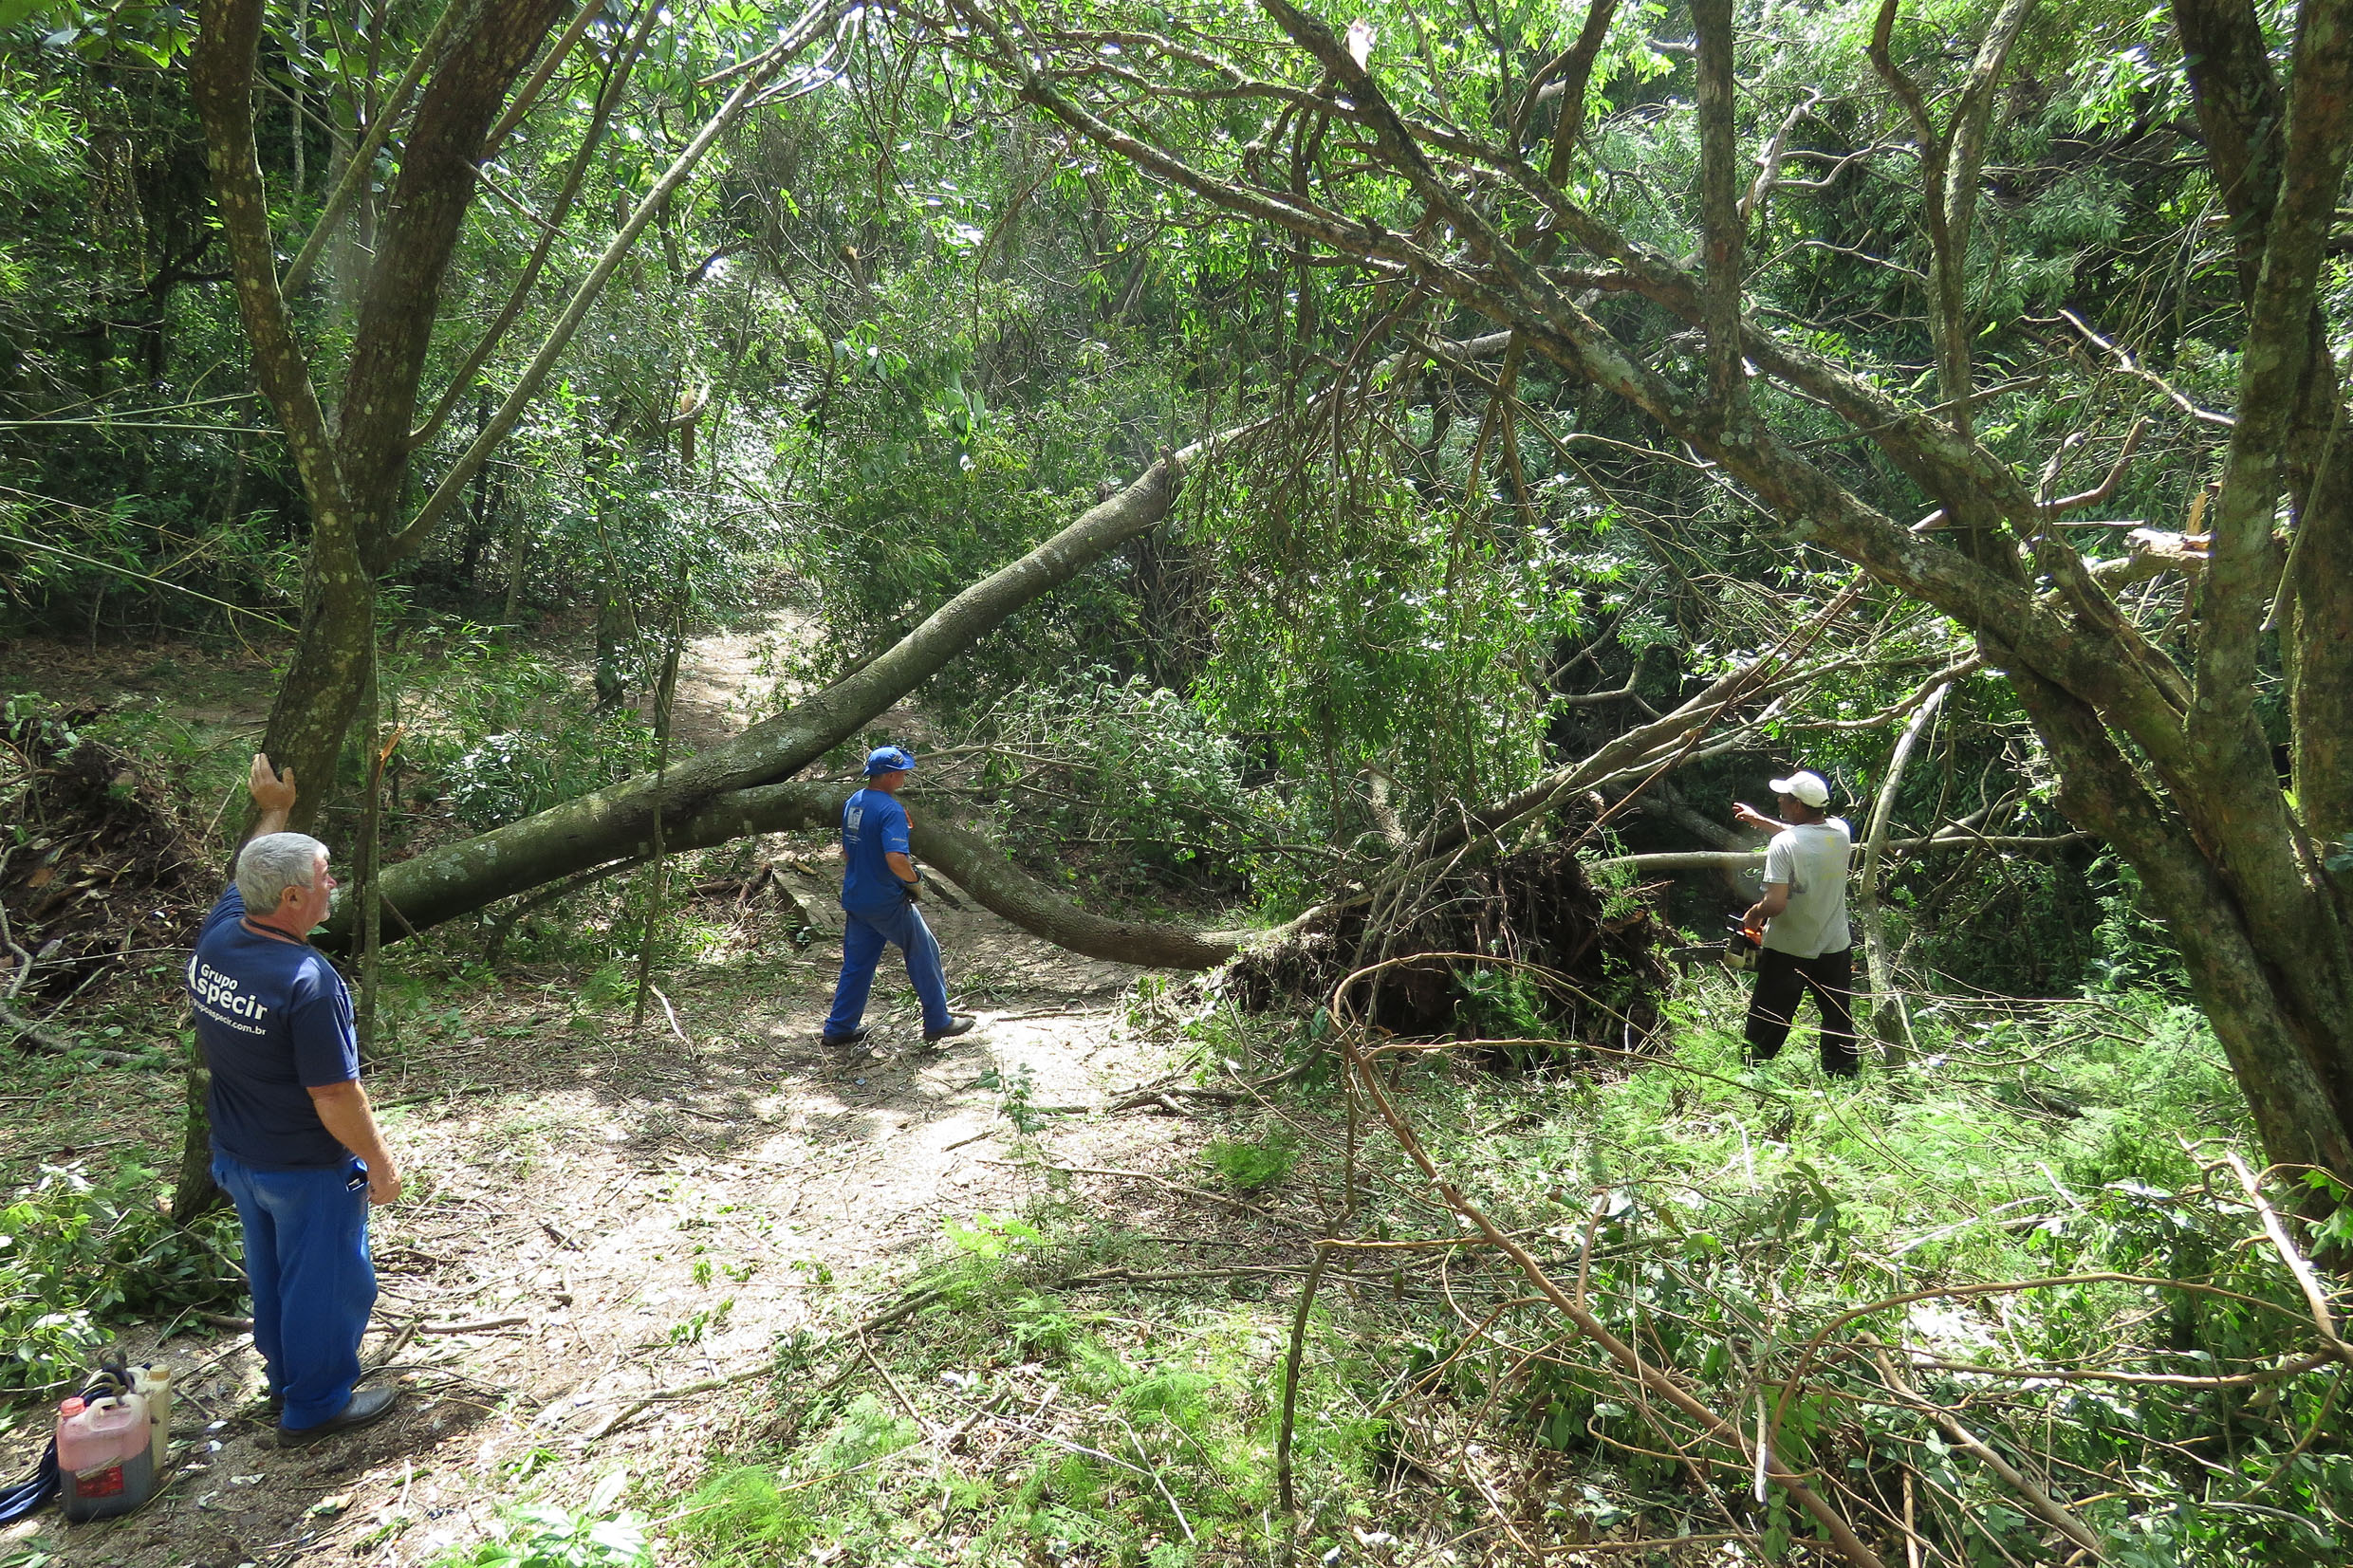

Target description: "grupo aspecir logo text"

left=187, top=956, right=271, bottom=1034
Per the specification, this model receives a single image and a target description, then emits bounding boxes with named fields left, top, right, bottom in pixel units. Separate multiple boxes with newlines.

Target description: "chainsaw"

left=1668, top=918, right=1766, bottom=976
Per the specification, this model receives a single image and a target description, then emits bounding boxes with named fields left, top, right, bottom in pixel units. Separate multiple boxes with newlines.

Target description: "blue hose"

left=0, top=1441, right=57, bottom=1525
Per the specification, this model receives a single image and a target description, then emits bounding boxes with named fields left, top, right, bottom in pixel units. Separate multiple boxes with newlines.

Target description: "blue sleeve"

left=202, top=886, right=245, bottom=941
left=880, top=797, right=912, bottom=856
left=287, top=957, right=361, bottom=1088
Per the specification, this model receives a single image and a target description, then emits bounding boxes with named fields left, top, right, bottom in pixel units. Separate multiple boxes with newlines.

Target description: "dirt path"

left=2, top=619, right=1205, bottom=1568
left=662, top=606, right=818, bottom=749
left=9, top=879, right=1192, bottom=1568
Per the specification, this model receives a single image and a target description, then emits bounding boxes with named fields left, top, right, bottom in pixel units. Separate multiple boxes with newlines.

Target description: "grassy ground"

left=4, top=640, right=2344, bottom=1567
left=4, top=890, right=2333, bottom=1567
left=556, top=973, right=2340, bottom=1568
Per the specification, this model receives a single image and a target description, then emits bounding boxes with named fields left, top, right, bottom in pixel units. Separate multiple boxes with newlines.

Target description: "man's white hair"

left=236, top=832, right=327, bottom=913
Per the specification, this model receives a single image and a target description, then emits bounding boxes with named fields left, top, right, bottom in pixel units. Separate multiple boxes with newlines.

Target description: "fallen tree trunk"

left=655, top=781, right=1267, bottom=968
left=344, top=436, right=1233, bottom=941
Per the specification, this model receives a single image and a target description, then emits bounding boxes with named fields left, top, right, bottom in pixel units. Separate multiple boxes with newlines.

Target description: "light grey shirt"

left=1761, top=818, right=1853, bottom=959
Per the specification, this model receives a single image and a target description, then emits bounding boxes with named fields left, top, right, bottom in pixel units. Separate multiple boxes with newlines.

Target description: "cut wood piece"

left=779, top=872, right=844, bottom=934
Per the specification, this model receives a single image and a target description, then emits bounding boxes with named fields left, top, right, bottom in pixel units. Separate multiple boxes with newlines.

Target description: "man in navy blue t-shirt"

left=822, top=746, right=975, bottom=1052
left=188, top=755, right=404, bottom=1448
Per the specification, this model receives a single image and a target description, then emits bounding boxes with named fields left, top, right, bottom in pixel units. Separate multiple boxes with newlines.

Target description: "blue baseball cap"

left=863, top=745, right=917, bottom=776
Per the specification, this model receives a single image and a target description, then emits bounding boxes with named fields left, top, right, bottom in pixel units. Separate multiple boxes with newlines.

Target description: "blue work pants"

left=824, top=896, right=952, bottom=1038
left=212, top=1150, right=378, bottom=1429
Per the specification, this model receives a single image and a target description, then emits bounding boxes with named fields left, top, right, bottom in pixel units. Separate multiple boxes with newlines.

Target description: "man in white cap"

left=1732, top=769, right=1857, bottom=1078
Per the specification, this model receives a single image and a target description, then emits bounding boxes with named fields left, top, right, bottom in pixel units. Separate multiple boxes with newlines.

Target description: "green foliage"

left=1193, top=492, right=1577, bottom=824
left=1454, top=966, right=1551, bottom=1040
left=688, top=1200, right=1389, bottom=1566
left=1362, top=974, right=2341, bottom=1560
left=1198, top=1127, right=1298, bottom=1193
left=0, top=1158, right=241, bottom=1395
left=2087, top=853, right=2194, bottom=992
left=672, top=1466, right=819, bottom=1560
left=432, top=1474, right=651, bottom=1568
left=973, top=666, right=1281, bottom=897
left=395, top=626, right=659, bottom=830
left=972, top=1064, right=1049, bottom=1137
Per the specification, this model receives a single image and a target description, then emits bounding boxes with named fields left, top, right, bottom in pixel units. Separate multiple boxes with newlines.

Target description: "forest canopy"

left=6, top=0, right=2345, bottom=1174
left=4, top=0, right=2353, bottom=1559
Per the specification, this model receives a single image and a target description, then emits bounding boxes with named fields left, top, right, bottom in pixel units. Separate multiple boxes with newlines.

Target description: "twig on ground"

left=417, top=1314, right=532, bottom=1335
left=978, top=1158, right=1314, bottom=1232
left=584, top=1367, right=757, bottom=1442
left=1871, top=1343, right=2106, bottom=1561
left=3, top=900, right=139, bottom=1063
left=368, top=1318, right=422, bottom=1367
left=1276, top=1240, right=1334, bottom=1512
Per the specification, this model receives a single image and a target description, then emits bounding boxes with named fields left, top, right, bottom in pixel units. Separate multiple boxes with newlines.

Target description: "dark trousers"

left=212, top=1150, right=378, bottom=1428
left=1745, top=945, right=1859, bottom=1078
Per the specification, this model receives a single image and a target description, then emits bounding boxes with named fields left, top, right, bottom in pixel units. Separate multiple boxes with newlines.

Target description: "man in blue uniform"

left=822, top=746, right=975, bottom=1052
left=188, top=755, right=403, bottom=1447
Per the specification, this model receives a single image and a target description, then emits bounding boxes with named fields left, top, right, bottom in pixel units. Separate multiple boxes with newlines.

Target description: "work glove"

left=900, top=877, right=922, bottom=902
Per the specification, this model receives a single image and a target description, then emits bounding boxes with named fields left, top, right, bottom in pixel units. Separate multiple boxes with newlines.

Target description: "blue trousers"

left=824, top=897, right=952, bottom=1037
left=212, top=1150, right=378, bottom=1429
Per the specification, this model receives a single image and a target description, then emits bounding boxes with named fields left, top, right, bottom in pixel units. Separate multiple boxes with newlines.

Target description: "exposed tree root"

left=0, top=707, right=211, bottom=1024
left=1232, top=835, right=1669, bottom=1043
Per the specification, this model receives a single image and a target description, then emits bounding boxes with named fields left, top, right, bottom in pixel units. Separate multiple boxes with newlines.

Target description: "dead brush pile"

left=1230, top=835, right=1670, bottom=1049
left=0, top=703, right=213, bottom=1008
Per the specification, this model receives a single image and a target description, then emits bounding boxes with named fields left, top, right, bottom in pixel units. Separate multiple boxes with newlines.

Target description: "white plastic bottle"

left=130, top=1363, right=172, bottom=1472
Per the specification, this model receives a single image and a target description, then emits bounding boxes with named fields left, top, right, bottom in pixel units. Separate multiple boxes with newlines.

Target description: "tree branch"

left=280, top=0, right=473, bottom=298
left=387, top=0, right=850, bottom=561
left=410, top=0, right=659, bottom=451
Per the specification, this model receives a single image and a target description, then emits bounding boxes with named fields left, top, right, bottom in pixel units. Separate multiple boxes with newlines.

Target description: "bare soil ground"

left=0, top=616, right=1222, bottom=1568
left=2, top=852, right=1207, bottom=1568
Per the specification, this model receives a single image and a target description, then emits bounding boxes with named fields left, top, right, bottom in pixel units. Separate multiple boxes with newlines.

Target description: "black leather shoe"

left=278, top=1384, right=400, bottom=1448
left=923, top=1014, right=977, bottom=1044
left=821, top=1025, right=872, bottom=1047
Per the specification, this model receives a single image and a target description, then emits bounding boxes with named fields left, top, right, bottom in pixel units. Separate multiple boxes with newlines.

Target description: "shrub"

left=0, top=1158, right=242, bottom=1394
left=1201, top=1129, right=1299, bottom=1193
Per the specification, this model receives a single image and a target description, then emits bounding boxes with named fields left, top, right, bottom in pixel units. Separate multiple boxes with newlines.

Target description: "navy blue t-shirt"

left=186, top=887, right=361, bottom=1170
left=840, top=787, right=913, bottom=913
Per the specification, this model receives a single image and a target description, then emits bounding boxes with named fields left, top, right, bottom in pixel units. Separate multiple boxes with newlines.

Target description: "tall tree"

left=188, top=0, right=844, bottom=828
left=933, top=0, right=2353, bottom=1193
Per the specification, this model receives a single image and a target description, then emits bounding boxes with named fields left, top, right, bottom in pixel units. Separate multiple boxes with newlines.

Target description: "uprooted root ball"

left=1, top=705, right=212, bottom=1005
left=1230, top=839, right=1670, bottom=1050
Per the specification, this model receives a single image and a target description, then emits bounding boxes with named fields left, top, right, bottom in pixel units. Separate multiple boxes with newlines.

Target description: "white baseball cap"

left=1769, top=770, right=1831, bottom=809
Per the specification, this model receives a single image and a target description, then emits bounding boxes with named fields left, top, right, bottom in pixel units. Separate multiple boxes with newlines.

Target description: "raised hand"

left=248, top=752, right=297, bottom=813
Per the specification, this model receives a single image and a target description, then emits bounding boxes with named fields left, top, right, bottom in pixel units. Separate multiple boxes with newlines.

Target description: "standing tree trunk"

left=950, top=0, right=2353, bottom=1194
left=1855, top=683, right=1949, bottom=1065
left=190, top=0, right=846, bottom=831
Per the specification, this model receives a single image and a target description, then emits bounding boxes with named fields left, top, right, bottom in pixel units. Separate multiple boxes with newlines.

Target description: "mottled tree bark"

left=191, top=0, right=567, bottom=830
